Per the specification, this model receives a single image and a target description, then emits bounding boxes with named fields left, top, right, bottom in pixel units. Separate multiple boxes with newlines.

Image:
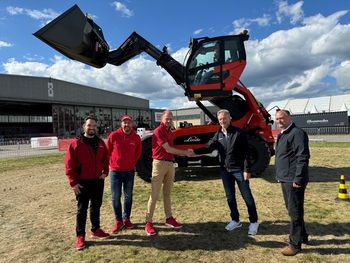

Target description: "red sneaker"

left=90, top=228, right=110, bottom=239
left=165, top=217, right=182, bottom=229
left=111, top=220, right=124, bottom=233
left=123, top=218, right=134, bottom=229
left=145, top=222, right=157, bottom=236
left=75, top=235, right=86, bottom=250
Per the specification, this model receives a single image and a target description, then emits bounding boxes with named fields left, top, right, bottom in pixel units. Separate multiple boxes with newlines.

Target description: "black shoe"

left=302, top=235, right=309, bottom=244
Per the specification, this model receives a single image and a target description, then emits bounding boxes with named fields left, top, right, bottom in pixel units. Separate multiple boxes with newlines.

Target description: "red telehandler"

left=34, top=5, right=275, bottom=181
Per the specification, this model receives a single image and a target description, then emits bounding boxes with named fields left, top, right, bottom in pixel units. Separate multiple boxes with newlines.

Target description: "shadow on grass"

left=88, top=221, right=283, bottom=251
left=258, top=220, right=350, bottom=238
left=256, top=165, right=350, bottom=183
left=175, top=166, right=221, bottom=182
left=88, top=221, right=350, bottom=255
left=174, top=164, right=350, bottom=183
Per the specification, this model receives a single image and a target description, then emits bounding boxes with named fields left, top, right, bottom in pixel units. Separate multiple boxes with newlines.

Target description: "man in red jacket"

left=65, top=116, right=110, bottom=251
left=107, top=115, right=142, bottom=233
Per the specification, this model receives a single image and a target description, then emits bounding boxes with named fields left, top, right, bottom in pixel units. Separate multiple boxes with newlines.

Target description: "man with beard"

left=275, top=109, right=310, bottom=256
left=107, top=115, right=142, bottom=233
left=65, top=116, right=110, bottom=250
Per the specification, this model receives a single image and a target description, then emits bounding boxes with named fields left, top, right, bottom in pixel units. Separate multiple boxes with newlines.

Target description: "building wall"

left=171, top=105, right=219, bottom=128
left=0, top=74, right=155, bottom=139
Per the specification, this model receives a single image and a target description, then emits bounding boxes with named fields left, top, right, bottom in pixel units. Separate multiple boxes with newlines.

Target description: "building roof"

left=0, top=73, right=149, bottom=109
left=266, top=94, right=350, bottom=116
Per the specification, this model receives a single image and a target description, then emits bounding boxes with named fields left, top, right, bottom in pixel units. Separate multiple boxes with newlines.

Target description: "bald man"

left=275, top=109, right=310, bottom=256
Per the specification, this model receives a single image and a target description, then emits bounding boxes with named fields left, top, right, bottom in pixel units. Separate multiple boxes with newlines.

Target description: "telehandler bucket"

left=33, top=4, right=109, bottom=68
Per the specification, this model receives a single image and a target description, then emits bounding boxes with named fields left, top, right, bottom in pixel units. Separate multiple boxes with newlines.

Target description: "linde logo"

left=306, top=119, right=329, bottom=124
left=184, top=136, right=201, bottom=143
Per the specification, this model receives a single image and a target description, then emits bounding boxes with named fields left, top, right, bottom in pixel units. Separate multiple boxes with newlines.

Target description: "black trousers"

left=76, top=179, right=104, bottom=236
left=281, top=182, right=308, bottom=249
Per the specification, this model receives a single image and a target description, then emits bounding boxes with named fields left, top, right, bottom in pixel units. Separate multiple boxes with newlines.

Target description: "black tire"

left=247, top=134, right=271, bottom=176
left=136, top=138, right=152, bottom=182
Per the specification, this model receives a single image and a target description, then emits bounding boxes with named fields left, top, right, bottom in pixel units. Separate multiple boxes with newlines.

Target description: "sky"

left=1, top=0, right=350, bottom=110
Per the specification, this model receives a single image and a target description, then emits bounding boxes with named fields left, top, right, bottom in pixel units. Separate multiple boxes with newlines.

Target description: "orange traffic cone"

left=336, top=175, right=350, bottom=202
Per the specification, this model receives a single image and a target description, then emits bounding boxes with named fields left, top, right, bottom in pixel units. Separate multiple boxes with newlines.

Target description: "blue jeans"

left=220, top=169, right=258, bottom=223
left=109, top=170, right=135, bottom=220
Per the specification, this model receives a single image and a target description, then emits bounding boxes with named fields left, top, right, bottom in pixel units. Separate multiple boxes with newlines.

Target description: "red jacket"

left=107, top=128, right=142, bottom=171
left=65, top=136, right=109, bottom=187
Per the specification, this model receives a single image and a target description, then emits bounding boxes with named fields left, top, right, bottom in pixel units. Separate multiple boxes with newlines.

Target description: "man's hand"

left=99, top=173, right=107, bottom=179
left=72, top=184, right=83, bottom=195
left=293, top=182, right=301, bottom=188
left=186, top=149, right=196, bottom=157
left=243, top=172, right=251, bottom=181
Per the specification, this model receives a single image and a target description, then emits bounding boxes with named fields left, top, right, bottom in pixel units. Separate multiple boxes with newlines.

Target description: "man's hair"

left=84, top=115, right=97, bottom=123
left=276, top=109, right=291, bottom=116
left=217, top=109, right=231, bottom=117
left=162, top=110, right=173, bottom=118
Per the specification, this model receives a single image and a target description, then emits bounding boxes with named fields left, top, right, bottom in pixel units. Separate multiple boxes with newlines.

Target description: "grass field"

left=0, top=142, right=349, bottom=263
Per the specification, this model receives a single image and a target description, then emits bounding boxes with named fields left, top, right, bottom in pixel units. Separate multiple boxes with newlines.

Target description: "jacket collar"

left=160, top=122, right=171, bottom=132
left=220, top=125, right=235, bottom=134
left=281, top=122, right=295, bottom=134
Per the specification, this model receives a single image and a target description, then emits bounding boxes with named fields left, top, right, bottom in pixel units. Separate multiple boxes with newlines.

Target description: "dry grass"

left=0, top=143, right=349, bottom=263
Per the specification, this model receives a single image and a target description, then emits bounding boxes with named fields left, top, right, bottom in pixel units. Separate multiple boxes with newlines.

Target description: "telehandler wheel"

left=247, top=134, right=271, bottom=176
left=136, top=138, right=152, bottom=182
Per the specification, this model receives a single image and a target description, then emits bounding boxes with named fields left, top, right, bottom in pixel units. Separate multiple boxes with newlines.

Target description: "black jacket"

left=195, top=125, right=251, bottom=172
left=275, top=123, right=310, bottom=184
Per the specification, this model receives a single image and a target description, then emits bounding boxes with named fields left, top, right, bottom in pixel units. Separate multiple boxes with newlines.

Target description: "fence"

left=0, top=138, right=60, bottom=159
left=303, top=126, right=350, bottom=135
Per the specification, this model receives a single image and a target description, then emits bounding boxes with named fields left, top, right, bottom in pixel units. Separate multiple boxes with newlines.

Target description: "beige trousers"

left=145, top=159, right=175, bottom=222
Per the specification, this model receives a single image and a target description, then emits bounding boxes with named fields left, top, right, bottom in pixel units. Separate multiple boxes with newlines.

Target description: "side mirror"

left=33, top=4, right=109, bottom=68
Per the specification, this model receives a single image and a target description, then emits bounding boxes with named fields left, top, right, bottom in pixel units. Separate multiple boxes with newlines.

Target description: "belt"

left=154, top=158, right=174, bottom=163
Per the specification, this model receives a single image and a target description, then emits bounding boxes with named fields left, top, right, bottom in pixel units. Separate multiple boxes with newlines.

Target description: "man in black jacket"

left=195, top=109, right=259, bottom=235
left=275, top=109, right=310, bottom=256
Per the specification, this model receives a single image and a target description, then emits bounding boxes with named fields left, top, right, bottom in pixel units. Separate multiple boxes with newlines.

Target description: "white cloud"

left=3, top=55, right=183, bottom=102
left=112, top=2, right=133, bottom=17
left=6, top=6, right=59, bottom=23
left=232, top=14, right=271, bottom=34
left=0, top=40, right=13, bottom=48
left=276, top=0, right=304, bottom=25
left=193, top=29, right=203, bottom=35
left=332, top=60, right=350, bottom=90
left=239, top=10, right=350, bottom=103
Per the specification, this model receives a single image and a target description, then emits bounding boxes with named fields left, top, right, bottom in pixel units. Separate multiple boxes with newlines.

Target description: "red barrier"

left=58, top=139, right=74, bottom=151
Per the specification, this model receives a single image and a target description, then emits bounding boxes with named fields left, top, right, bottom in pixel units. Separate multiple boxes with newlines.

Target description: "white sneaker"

left=225, top=220, right=242, bottom=231
left=248, top=222, right=259, bottom=236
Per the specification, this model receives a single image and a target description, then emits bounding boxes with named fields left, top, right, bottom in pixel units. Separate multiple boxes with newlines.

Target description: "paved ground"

left=309, top=135, right=350, bottom=142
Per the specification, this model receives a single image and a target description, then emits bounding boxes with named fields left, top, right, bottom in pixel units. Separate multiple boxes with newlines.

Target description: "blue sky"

left=1, top=0, right=350, bottom=109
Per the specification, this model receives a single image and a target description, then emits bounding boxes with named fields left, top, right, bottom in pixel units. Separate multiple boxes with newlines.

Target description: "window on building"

left=112, top=108, right=127, bottom=130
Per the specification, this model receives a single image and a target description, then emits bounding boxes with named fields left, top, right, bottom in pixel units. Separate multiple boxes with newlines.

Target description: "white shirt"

left=281, top=122, right=293, bottom=134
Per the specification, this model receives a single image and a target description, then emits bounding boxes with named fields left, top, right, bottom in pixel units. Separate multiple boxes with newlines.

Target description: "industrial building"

left=171, top=105, right=219, bottom=128
left=266, top=95, right=350, bottom=134
left=0, top=74, right=162, bottom=139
